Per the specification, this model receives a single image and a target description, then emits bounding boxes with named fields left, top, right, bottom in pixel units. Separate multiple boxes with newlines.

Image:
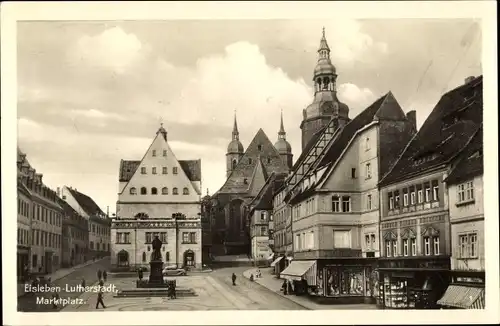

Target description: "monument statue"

left=151, top=236, right=162, bottom=262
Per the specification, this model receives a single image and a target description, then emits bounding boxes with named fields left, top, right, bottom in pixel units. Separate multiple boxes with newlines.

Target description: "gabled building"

left=18, top=148, right=63, bottom=275
left=281, top=91, right=416, bottom=301
left=61, top=186, right=111, bottom=260
left=437, top=127, right=485, bottom=309
left=247, top=172, right=287, bottom=266
left=57, top=198, right=89, bottom=267
left=210, top=116, right=292, bottom=256
left=111, top=124, right=202, bottom=270
left=377, top=76, right=482, bottom=309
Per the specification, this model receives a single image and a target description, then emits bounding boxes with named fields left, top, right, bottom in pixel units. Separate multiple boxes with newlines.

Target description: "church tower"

left=274, top=110, right=293, bottom=171
left=300, top=27, right=350, bottom=150
left=226, top=112, right=244, bottom=177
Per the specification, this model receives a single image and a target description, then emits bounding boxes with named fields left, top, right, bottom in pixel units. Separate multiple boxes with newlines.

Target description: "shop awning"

left=280, top=260, right=317, bottom=286
left=270, top=256, right=284, bottom=267
left=437, top=285, right=485, bottom=309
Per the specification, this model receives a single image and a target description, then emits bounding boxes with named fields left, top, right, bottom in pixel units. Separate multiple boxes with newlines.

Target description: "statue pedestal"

left=148, top=261, right=164, bottom=285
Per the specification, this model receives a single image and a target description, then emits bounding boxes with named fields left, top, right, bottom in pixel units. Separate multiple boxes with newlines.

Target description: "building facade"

left=437, top=128, right=485, bottom=309
left=210, top=115, right=292, bottom=256
left=17, top=149, right=33, bottom=280
left=18, top=149, right=64, bottom=275
left=111, top=125, right=202, bottom=271
left=59, top=198, right=89, bottom=267
left=61, top=186, right=111, bottom=260
left=378, top=76, right=483, bottom=309
left=283, top=91, right=415, bottom=302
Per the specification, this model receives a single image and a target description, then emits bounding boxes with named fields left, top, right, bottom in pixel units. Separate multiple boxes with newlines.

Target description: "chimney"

left=406, top=110, right=417, bottom=131
left=57, top=187, right=61, bottom=197
left=465, top=76, right=475, bottom=84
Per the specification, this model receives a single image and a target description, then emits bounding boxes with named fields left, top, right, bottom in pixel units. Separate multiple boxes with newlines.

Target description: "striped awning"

left=270, top=256, right=284, bottom=267
left=437, top=285, right=485, bottom=309
left=280, top=260, right=317, bottom=286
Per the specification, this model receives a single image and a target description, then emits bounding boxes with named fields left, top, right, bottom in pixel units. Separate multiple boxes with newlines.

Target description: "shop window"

left=331, top=196, right=340, bottom=212
left=162, top=187, right=168, bottom=195
left=341, top=196, right=351, bottom=212
left=433, top=237, right=440, bottom=255
left=152, top=150, right=157, bottom=157
left=423, top=237, right=431, bottom=256
left=151, top=187, right=158, bottom=195
left=324, top=267, right=365, bottom=296
left=383, top=277, right=416, bottom=308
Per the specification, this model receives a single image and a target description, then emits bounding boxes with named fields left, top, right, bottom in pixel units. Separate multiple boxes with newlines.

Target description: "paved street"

left=62, top=267, right=306, bottom=311
left=17, top=258, right=111, bottom=312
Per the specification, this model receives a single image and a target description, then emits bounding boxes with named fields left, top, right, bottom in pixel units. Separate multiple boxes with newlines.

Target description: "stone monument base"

left=148, top=261, right=164, bottom=285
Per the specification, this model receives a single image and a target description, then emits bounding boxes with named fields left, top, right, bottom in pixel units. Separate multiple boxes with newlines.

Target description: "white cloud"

left=337, top=83, right=377, bottom=113
left=67, top=27, right=151, bottom=74
left=67, top=108, right=127, bottom=122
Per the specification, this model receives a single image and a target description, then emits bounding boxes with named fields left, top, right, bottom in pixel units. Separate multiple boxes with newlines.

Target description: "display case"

left=383, top=277, right=417, bottom=309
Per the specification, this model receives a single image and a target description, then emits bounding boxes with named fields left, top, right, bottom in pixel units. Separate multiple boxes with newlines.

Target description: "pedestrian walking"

left=231, top=273, right=237, bottom=286
left=138, top=268, right=143, bottom=281
left=103, top=270, right=107, bottom=282
left=97, top=269, right=102, bottom=281
left=250, top=274, right=254, bottom=282
left=81, top=278, right=86, bottom=288
left=99, top=279, right=104, bottom=287
left=95, top=287, right=106, bottom=309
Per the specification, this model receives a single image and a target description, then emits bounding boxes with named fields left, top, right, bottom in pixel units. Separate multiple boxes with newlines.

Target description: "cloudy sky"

left=17, top=19, right=481, bottom=215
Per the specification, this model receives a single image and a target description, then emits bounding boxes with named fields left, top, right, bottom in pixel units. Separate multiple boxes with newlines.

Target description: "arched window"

left=140, top=187, right=147, bottom=195
left=142, top=252, right=146, bottom=262
left=173, top=187, right=178, bottom=195
left=129, top=187, right=137, bottom=195
left=117, top=250, right=129, bottom=267
left=183, top=187, right=189, bottom=195
left=232, top=159, right=237, bottom=169
left=151, top=187, right=158, bottom=195
left=162, top=187, right=168, bottom=195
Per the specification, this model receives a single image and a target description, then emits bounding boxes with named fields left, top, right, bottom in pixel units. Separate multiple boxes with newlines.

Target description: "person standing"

left=103, top=270, right=107, bottom=282
left=231, top=273, right=237, bottom=286
left=95, top=286, right=106, bottom=309
left=97, top=269, right=102, bottom=281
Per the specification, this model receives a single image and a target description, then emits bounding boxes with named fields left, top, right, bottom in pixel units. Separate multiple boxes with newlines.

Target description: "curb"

left=242, top=269, right=311, bottom=310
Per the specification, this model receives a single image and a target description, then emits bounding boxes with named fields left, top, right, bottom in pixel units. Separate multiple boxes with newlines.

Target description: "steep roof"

left=216, top=128, right=288, bottom=194
left=57, top=197, right=80, bottom=217
left=445, top=127, right=483, bottom=184
left=66, top=187, right=105, bottom=217
left=250, top=172, right=288, bottom=212
left=380, top=76, right=483, bottom=186
left=292, top=126, right=326, bottom=171
left=119, top=159, right=201, bottom=182
left=247, top=157, right=269, bottom=197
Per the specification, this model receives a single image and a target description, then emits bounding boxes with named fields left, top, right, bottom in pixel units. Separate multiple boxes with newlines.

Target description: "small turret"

left=274, top=110, right=293, bottom=170
left=226, top=111, right=245, bottom=177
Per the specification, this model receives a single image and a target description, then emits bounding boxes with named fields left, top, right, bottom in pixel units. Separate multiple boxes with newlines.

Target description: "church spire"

left=278, top=109, right=286, bottom=140
left=232, top=110, right=240, bottom=141
left=318, top=26, right=330, bottom=58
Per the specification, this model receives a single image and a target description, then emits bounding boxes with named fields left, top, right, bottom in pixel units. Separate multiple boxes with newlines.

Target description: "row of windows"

left=457, top=181, right=475, bottom=203
left=141, top=166, right=178, bottom=175
left=91, top=224, right=109, bottom=236
left=151, top=150, right=168, bottom=157
left=295, top=231, right=314, bottom=251
left=331, top=196, right=352, bottom=213
left=388, top=179, right=440, bottom=210
left=31, top=254, right=59, bottom=268
left=129, top=187, right=190, bottom=195
left=32, top=229, right=61, bottom=249
left=71, top=228, right=86, bottom=240
left=89, top=241, right=109, bottom=251
left=115, top=232, right=198, bottom=244
left=384, top=236, right=440, bottom=257
left=18, top=228, right=30, bottom=246
left=18, top=199, right=30, bottom=217
left=33, top=203, right=62, bottom=227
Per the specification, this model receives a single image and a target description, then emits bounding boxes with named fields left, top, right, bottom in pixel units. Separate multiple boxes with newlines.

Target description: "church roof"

left=119, top=159, right=201, bottom=182
left=216, top=128, right=288, bottom=195
left=380, top=76, right=483, bottom=186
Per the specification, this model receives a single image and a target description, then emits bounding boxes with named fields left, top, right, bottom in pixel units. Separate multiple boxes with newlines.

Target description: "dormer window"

left=140, top=187, right=147, bottom=195
left=151, top=187, right=158, bottom=195
left=173, top=187, right=178, bottom=195
left=152, top=150, right=157, bottom=157
left=183, top=187, right=189, bottom=195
